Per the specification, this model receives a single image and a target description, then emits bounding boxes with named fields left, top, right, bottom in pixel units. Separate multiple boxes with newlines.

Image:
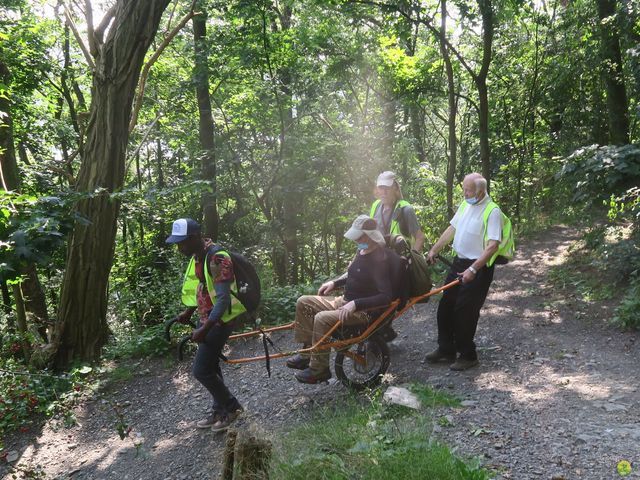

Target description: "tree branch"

left=93, top=4, right=117, bottom=45
left=63, top=3, right=95, bottom=69
left=129, top=6, right=196, bottom=133
left=455, top=91, right=479, bottom=113
left=84, top=0, right=97, bottom=56
left=126, top=112, right=163, bottom=172
left=349, top=0, right=477, bottom=80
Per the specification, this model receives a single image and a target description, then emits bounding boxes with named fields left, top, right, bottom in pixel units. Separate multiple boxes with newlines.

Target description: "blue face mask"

left=357, top=242, right=370, bottom=250
left=465, top=197, right=479, bottom=205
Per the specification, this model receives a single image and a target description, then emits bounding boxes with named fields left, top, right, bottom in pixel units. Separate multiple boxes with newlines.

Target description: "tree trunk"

left=591, top=80, right=610, bottom=145
left=595, top=0, right=630, bottom=145
left=0, top=60, right=50, bottom=342
left=193, top=5, right=219, bottom=240
left=54, top=0, right=171, bottom=367
left=382, top=96, right=396, bottom=164
left=409, top=104, right=426, bottom=165
left=0, top=60, right=20, bottom=192
left=268, top=4, right=299, bottom=284
left=20, top=264, right=50, bottom=341
left=12, top=283, right=30, bottom=362
left=1, top=281, right=12, bottom=325
left=220, top=429, right=272, bottom=480
left=440, top=0, right=458, bottom=218
left=476, top=0, right=494, bottom=187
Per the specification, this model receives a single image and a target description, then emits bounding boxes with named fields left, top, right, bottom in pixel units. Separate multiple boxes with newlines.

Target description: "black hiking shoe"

left=424, top=348, right=456, bottom=364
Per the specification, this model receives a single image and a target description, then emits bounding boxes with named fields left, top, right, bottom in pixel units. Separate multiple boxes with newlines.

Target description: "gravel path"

left=1, top=225, right=638, bottom=479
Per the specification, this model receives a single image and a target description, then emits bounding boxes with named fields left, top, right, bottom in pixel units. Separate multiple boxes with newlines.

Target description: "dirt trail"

left=1, top=225, right=639, bottom=480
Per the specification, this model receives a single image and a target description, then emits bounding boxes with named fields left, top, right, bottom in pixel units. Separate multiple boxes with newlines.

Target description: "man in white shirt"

left=425, top=173, right=502, bottom=370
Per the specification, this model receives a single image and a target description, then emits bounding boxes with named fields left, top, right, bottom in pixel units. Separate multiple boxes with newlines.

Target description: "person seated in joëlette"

left=287, top=215, right=394, bottom=384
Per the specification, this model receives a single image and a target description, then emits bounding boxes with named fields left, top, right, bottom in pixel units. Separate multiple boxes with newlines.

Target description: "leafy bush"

left=607, top=187, right=640, bottom=224
left=259, top=283, right=319, bottom=325
left=0, top=360, right=90, bottom=438
left=0, top=191, right=85, bottom=283
left=557, top=144, right=640, bottom=205
left=104, top=324, right=171, bottom=360
left=613, top=275, right=640, bottom=330
left=108, top=227, right=187, bottom=324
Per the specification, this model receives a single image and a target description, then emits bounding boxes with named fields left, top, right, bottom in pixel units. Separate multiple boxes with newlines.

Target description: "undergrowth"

left=270, top=388, right=490, bottom=480
left=548, top=222, right=640, bottom=329
left=0, top=361, right=94, bottom=445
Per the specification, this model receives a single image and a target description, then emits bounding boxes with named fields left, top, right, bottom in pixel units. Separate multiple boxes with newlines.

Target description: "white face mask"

left=465, top=197, right=479, bottom=205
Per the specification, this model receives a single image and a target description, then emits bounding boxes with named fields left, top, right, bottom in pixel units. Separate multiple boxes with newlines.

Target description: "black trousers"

left=436, top=256, right=494, bottom=360
left=192, top=319, right=241, bottom=415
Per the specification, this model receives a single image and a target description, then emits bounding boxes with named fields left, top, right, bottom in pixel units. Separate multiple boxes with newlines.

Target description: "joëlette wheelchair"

left=165, top=276, right=460, bottom=391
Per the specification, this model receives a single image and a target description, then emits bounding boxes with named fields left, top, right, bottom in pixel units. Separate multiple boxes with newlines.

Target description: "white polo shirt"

left=451, top=195, right=502, bottom=260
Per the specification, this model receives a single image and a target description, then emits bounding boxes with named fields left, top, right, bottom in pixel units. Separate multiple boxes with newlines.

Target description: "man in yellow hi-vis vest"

left=425, top=173, right=502, bottom=371
left=167, top=218, right=245, bottom=432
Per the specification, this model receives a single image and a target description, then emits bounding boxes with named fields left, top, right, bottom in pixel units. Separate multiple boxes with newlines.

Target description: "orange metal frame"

left=223, top=278, right=461, bottom=365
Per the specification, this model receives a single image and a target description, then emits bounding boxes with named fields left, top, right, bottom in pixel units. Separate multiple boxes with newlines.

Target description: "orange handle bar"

left=223, top=278, right=461, bottom=364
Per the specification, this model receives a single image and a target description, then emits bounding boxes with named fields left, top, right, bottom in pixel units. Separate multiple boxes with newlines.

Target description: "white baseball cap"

left=376, top=171, right=396, bottom=187
left=165, top=218, right=201, bottom=244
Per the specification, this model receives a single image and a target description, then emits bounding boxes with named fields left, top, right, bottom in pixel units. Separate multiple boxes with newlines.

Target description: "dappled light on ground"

left=2, top=226, right=638, bottom=480
left=474, top=368, right=613, bottom=404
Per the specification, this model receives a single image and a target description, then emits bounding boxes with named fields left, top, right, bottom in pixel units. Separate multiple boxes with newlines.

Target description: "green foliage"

left=607, top=187, right=640, bottom=224
left=0, top=360, right=90, bottom=436
left=409, top=383, right=462, bottom=408
left=548, top=224, right=640, bottom=325
left=109, top=250, right=183, bottom=327
left=104, top=324, right=171, bottom=360
left=0, top=191, right=85, bottom=282
left=270, top=394, right=490, bottom=479
left=613, top=275, right=640, bottom=329
left=259, top=283, right=318, bottom=325
left=557, top=144, right=640, bottom=205
left=2, top=0, right=639, bottom=390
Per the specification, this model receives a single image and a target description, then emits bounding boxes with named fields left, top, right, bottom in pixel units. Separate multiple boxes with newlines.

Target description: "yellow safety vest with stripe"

left=456, top=200, right=515, bottom=267
left=181, top=250, right=246, bottom=323
left=370, top=199, right=413, bottom=243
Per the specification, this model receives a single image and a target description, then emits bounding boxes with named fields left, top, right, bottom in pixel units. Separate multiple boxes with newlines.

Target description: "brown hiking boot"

left=196, top=411, right=222, bottom=429
left=424, top=348, right=456, bottom=364
left=449, top=358, right=479, bottom=371
left=286, top=354, right=310, bottom=370
left=294, top=367, right=331, bottom=384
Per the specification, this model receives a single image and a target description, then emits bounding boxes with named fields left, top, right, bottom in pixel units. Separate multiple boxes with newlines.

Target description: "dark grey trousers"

left=436, top=256, right=495, bottom=360
left=192, top=319, right=241, bottom=415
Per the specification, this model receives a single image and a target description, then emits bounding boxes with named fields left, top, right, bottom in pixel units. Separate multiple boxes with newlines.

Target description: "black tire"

left=334, top=336, right=390, bottom=391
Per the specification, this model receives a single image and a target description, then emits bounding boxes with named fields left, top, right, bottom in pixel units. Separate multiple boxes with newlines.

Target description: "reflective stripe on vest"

left=369, top=199, right=411, bottom=239
left=180, top=251, right=246, bottom=322
left=456, top=200, right=509, bottom=267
